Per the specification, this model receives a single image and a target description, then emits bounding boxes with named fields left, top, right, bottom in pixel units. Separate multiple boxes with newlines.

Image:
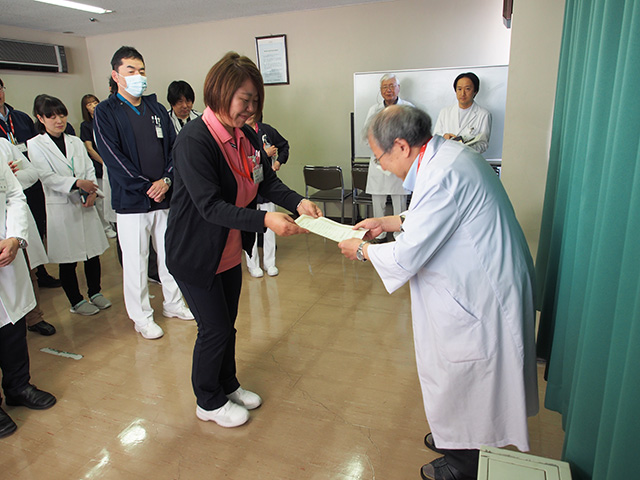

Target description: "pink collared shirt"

left=202, top=108, right=260, bottom=273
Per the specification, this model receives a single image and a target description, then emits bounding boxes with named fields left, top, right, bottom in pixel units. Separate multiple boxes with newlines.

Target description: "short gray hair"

left=379, top=73, right=398, bottom=85
left=368, top=105, right=432, bottom=152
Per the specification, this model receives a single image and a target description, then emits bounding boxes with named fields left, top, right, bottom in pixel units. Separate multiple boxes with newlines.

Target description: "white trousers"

left=117, top=210, right=183, bottom=326
left=371, top=194, right=407, bottom=238
left=245, top=202, right=276, bottom=270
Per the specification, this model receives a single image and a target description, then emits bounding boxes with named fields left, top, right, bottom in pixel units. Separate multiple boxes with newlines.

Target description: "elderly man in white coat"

left=0, top=159, right=56, bottom=439
left=364, top=74, right=413, bottom=240
left=339, top=105, right=538, bottom=480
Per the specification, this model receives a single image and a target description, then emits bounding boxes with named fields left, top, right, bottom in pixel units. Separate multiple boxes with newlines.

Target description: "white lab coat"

left=368, top=136, right=538, bottom=451
left=1, top=138, right=49, bottom=268
left=433, top=102, right=492, bottom=154
left=100, top=165, right=117, bottom=224
left=0, top=159, right=35, bottom=327
left=365, top=98, right=413, bottom=195
left=27, top=133, right=108, bottom=264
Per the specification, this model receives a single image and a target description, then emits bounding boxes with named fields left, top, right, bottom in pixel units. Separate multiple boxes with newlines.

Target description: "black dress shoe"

left=5, top=385, right=56, bottom=410
left=0, top=407, right=18, bottom=438
left=27, top=320, right=56, bottom=336
left=424, top=432, right=446, bottom=454
left=37, top=274, right=61, bottom=288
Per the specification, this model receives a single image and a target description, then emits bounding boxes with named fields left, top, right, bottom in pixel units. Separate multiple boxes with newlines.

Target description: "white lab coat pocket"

left=424, top=283, right=497, bottom=363
left=46, top=192, right=70, bottom=204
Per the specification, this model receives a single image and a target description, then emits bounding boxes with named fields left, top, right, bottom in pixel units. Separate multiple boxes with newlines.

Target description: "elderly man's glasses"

left=373, top=151, right=388, bottom=164
left=380, top=84, right=398, bottom=91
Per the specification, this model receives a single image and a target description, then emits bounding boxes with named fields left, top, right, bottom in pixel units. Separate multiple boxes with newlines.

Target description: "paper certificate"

left=295, top=215, right=368, bottom=243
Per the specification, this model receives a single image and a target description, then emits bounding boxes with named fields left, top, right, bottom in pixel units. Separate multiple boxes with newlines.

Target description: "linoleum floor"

left=1, top=234, right=564, bottom=479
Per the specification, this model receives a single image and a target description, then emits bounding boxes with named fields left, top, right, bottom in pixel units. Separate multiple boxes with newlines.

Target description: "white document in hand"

left=295, top=215, right=368, bottom=243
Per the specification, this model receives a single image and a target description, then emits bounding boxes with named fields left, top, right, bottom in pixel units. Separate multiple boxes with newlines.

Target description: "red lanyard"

left=0, top=115, right=14, bottom=139
left=416, top=141, right=429, bottom=173
left=227, top=139, right=254, bottom=180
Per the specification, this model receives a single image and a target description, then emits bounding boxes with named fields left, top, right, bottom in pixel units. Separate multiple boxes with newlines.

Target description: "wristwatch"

left=162, top=177, right=172, bottom=188
left=15, top=237, right=28, bottom=249
left=399, top=213, right=406, bottom=232
left=356, top=241, right=368, bottom=262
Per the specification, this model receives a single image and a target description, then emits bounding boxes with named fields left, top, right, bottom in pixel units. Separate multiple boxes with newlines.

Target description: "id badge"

left=253, top=164, right=264, bottom=184
left=16, top=143, right=27, bottom=153
left=155, top=125, right=164, bottom=138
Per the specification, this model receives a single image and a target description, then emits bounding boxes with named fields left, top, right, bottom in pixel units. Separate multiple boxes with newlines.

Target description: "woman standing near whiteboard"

left=434, top=72, right=492, bottom=154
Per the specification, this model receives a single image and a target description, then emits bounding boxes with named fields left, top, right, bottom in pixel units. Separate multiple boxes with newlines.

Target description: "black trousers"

left=176, top=265, right=242, bottom=411
left=442, top=448, right=479, bottom=478
left=0, top=318, right=31, bottom=401
left=59, top=255, right=101, bottom=307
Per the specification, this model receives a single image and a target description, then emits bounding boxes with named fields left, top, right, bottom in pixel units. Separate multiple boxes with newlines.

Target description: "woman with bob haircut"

left=27, top=95, right=111, bottom=316
left=166, top=52, right=321, bottom=428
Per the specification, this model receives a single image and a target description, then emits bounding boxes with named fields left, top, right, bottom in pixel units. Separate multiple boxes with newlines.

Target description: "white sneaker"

left=135, top=320, right=164, bottom=339
left=196, top=400, right=249, bottom=427
left=226, top=387, right=262, bottom=410
left=266, top=266, right=279, bottom=277
left=163, top=304, right=194, bottom=320
left=248, top=267, right=264, bottom=278
left=104, top=227, right=117, bottom=239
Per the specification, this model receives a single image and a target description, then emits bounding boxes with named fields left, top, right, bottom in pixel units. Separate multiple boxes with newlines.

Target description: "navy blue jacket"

left=93, top=93, right=175, bottom=213
left=0, top=104, right=37, bottom=145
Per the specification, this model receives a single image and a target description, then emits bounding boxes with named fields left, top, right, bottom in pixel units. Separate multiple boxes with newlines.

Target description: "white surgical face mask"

left=121, top=74, right=147, bottom=98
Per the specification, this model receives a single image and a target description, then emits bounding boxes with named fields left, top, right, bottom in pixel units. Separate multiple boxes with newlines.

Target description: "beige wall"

left=0, top=26, right=93, bottom=130
left=501, top=0, right=565, bottom=258
left=1, top=0, right=565, bottom=253
left=84, top=0, right=511, bottom=209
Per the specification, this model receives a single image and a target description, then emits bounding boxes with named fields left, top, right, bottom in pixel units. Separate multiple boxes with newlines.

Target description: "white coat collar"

left=402, top=136, right=443, bottom=192
left=40, top=133, right=72, bottom=164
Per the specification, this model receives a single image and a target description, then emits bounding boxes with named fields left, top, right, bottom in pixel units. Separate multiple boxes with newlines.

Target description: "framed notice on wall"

left=256, top=34, right=289, bottom=85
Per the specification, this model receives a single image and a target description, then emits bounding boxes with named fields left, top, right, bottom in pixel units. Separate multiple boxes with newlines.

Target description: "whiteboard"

left=353, top=65, right=508, bottom=159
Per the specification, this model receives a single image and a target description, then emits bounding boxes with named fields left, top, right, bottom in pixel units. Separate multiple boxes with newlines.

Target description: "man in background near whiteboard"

left=364, top=74, right=412, bottom=241
left=433, top=72, right=492, bottom=154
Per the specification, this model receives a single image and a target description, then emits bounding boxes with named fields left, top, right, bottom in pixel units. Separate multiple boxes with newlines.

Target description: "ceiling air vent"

left=0, top=38, right=68, bottom=73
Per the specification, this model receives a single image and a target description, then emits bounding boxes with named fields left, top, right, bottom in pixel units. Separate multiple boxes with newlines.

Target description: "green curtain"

left=535, top=0, right=640, bottom=478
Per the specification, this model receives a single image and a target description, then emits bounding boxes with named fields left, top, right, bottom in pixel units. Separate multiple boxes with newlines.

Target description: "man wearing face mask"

left=94, top=46, right=193, bottom=340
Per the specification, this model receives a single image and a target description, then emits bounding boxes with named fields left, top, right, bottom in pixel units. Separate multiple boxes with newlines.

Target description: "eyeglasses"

left=380, top=84, right=398, bottom=91
left=373, top=151, right=388, bottom=165
left=0, top=86, right=6, bottom=91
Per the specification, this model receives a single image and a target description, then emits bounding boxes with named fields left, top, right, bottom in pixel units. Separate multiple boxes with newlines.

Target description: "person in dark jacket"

left=0, top=78, right=60, bottom=290
left=166, top=52, right=321, bottom=428
left=93, top=46, right=193, bottom=340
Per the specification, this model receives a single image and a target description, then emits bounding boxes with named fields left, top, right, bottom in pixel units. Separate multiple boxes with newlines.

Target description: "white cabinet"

left=477, top=446, right=572, bottom=480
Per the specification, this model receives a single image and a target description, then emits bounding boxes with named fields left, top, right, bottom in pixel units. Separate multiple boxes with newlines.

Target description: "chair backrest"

left=352, top=164, right=369, bottom=191
left=303, top=166, right=344, bottom=191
